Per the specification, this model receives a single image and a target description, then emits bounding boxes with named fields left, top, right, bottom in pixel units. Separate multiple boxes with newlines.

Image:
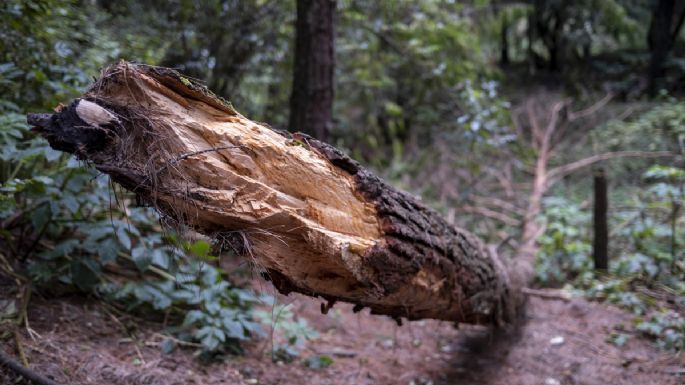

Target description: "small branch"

left=148, top=333, right=203, bottom=348
left=522, top=287, right=572, bottom=301
left=0, top=252, right=26, bottom=285
left=14, top=332, right=28, bottom=367
left=547, top=151, right=676, bottom=186
left=460, top=205, right=521, bottom=227
left=471, top=195, right=525, bottom=216
left=0, top=350, right=63, bottom=385
left=541, top=101, right=566, bottom=152
left=496, top=233, right=518, bottom=252
left=527, top=102, right=543, bottom=147
left=567, top=93, right=614, bottom=122
left=117, top=252, right=176, bottom=281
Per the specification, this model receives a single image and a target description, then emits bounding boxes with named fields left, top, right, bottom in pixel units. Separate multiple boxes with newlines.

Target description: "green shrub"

left=535, top=172, right=684, bottom=351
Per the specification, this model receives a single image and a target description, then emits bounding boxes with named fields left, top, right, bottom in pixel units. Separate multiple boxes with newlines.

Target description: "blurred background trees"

left=1, top=0, right=683, bottom=353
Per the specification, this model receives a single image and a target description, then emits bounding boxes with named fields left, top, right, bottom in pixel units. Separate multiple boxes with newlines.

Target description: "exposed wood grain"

left=27, top=62, right=517, bottom=325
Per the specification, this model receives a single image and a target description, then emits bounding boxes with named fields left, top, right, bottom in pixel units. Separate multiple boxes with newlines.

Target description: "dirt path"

left=1, top=289, right=682, bottom=385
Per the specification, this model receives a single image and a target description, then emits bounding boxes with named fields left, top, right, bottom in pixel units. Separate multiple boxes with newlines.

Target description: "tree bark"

left=288, top=0, right=335, bottom=141
left=500, top=12, right=510, bottom=66
left=647, top=0, right=685, bottom=96
left=27, top=62, right=519, bottom=326
left=592, top=168, right=609, bottom=271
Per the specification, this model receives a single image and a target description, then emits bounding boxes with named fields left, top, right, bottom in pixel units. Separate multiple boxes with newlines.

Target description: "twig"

left=471, top=195, right=526, bottom=216
left=131, top=340, right=146, bottom=365
left=0, top=349, right=62, bottom=385
left=16, top=283, right=41, bottom=341
left=522, top=287, right=572, bottom=301
left=547, top=150, right=676, bottom=185
left=0, top=252, right=25, bottom=285
left=496, top=234, right=517, bottom=252
left=13, top=332, right=28, bottom=367
left=149, top=333, right=202, bottom=348
left=117, top=252, right=176, bottom=281
left=460, top=205, right=521, bottom=227
left=104, top=307, right=146, bottom=364
left=567, top=93, right=614, bottom=121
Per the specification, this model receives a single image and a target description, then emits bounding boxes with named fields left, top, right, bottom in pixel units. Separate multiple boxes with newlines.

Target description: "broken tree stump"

left=27, top=62, right=519, bottom=325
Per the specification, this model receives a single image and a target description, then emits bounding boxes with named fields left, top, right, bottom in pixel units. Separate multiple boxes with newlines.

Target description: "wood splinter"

left=320, top=299, right=337, bottom=315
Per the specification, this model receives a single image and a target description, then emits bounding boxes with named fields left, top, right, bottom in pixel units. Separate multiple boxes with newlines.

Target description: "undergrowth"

left=536, top=167, right=685, bottom=352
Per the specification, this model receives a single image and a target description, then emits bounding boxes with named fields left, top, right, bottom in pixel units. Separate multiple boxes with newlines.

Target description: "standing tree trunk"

left=592, top=168, right=609, bottom=271
left=28, top=62, right=521, bottom=326
left=670, top=199, right=681, bottom=273
left=527, top=9, right=535, bottom=74
left=500, top=12, right=510, bottom=66
left=288, top=0, right=336, bottom=141
left=647, top=0, right=685, bottom=96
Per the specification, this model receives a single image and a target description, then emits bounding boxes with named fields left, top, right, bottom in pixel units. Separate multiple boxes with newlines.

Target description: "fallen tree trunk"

left=27, top=62, right=519, bottom=325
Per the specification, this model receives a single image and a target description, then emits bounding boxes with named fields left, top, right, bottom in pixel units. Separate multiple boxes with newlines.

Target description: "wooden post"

left=592, top=168, right=609, bottom=271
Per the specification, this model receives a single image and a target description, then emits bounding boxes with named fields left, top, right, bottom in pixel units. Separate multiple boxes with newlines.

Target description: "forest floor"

left=1, top=279, right=683, bottom=385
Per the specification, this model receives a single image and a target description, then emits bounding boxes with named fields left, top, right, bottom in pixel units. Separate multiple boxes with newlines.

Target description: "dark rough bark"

left=500, top=13, right=510, bottom=66
left=647, top=0, right=685, bottom=95
left=592, top=168, right=609, bottom=271
left=288, top=0, right=335, bottom=141
left=527, top=9, right=536, bottom=73
left=27, top=62, right=518, bottom=326
left=300, top=134, right=514, bottom=324
left=532, top=0, right=565, bottom=72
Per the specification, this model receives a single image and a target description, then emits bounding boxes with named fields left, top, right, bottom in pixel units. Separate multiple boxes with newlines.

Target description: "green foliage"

left=336, top=0, right=494, bottom=165
left=303, top=354, right=334, bottom=369
left=103, top=247, right=264, bottom=355
left=611, top=166, right=684, bottom=285
left=581, top=277, right=685, bottom=352
left=536, top=165, right=684, bottom=351
left=635, top=310, right=685, bottom=351
left=583, top=279, right=649, bottom=315
left=602, top=100, right=685, bottom=153
left=606, top=331, right=629, bottom=347
left=0, top=0, right=165, bottom=111
left=536, top=198, right=593, bottom=285
left=537, top=164, right=684, bottom=287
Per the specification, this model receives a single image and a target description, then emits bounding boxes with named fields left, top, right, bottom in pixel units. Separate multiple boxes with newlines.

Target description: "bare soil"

left=1, top=284, right=683, bottom=385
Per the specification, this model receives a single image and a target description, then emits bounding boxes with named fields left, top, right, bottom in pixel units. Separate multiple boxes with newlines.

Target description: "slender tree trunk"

left=513, top=144, right=548, bottom=288
left=500, top=13, right=510, bottom=66
left=527, top=9, right=535, bottom=74
left=647, top=0, right=685, bottom=96
left=648, top=0, right=675, bottom=95
left=670, top=196, right=681, bottom=273
left=547, top=11, right=564, bottom=72
left=288, top=0, right=336, bottom=141
left=592, top=168, right=609, bottom=271
left=27, top=62, right=521, bottom=326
